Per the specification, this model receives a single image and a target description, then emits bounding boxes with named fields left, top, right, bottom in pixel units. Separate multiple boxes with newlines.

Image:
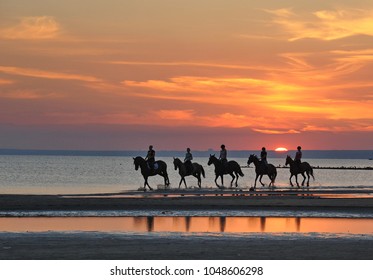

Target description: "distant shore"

left=1, top=148, right=373, bottom=159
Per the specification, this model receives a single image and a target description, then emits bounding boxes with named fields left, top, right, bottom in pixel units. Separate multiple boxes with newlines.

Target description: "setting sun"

left=275, top=147, right=288, bottom=152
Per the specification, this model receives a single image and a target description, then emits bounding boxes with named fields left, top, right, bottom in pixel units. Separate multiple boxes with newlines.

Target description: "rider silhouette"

left=145, top=145, right=155, bottom=172
left=219, top=144, right=228, bottom=170
left=295, top=146, right=302, bottom=170
left=260, top=147, right=268, bottom=173
left=184, top=148, right=193, bottom=174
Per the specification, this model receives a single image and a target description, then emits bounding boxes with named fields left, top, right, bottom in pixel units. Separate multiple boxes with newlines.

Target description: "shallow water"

left=0, top=155, right=372, bottom=195
left=0, top=216, right=372, bottom=235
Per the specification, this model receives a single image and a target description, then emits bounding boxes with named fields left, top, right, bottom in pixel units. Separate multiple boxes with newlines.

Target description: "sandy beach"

left=0, top=193, right=372, bottom=260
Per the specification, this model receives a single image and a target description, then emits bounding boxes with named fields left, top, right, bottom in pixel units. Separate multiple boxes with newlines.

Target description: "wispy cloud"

left=157, top=110, right=195, bottom=120
left=0, top=66, right=102, bottom=82
left=252, top=128, right=300, bottom=134
left=266, top=8, right=373, bottom=41
left=0, top=79, right=14, bottom=85
left=109, top=60, right=282, bottom=72
left=1, top=16, right=61, bottom=40
left=0, top=90, right=59, bottom=100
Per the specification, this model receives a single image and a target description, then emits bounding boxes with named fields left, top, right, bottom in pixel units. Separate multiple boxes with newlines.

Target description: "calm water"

left=0, top=155, right=372, bottom=195
left=1, top=216, right=372, bottom=235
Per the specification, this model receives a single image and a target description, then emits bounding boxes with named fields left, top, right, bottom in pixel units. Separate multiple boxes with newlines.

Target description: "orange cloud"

left=267, top=8, right=373, bottom=41
left=0, top=66, right=101, bottom=82
left=253, top=128, right=300, bottom=134
left=0, top=79, right=14, bottom=85
left=1, top=16, right=61, bottom=40
left=157, top=110, right=195, bottom=120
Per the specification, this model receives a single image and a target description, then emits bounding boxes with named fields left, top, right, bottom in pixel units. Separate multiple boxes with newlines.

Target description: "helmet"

left=221, top=144, right=225, bottom=149
left=262, top=147, right=266, bottom=150
left=149, top=145, right=153, bottom=149
left=187, top=147, right=190, bottom=152
left=297, top=146, right=301, bottom=150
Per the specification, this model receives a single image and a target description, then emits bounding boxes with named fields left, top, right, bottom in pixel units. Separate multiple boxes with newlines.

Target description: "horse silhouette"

left=133, top=156, right=170, bottom=191
left=173, top=157, right=205, bottom=188
left=285, top=155, right=315, bottom=188
left=207, top=154, right=244, bottom=188
left=247, top=154, right=277, bottom=189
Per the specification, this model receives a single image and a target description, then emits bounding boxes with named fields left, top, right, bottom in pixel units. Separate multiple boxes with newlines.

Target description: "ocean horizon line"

left=0, top=148, right=372, bottom=159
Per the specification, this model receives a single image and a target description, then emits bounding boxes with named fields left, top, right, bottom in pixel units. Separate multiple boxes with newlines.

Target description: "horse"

left=133, top=156, right=170, bottom=191
left=247, top=154, right=277, bottom=189
left=207, top=154, right=244, bottom=188
left=173, top=157, right=205, bottom=188
left=285, top=155, right=315, bottom=188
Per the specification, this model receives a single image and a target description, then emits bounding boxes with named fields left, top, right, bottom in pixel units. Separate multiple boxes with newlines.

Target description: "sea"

left=0, top=149, right=372, bottom=195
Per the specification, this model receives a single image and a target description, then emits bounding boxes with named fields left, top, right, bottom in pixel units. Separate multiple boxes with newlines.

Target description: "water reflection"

left=0, top=216, right=372, bottom=234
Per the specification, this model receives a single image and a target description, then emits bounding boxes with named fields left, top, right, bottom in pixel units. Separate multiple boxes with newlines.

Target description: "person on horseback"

left=295, top=146, right=302, bottom=170
left=145, top=145, right=155, bottom=172
left=260, top=147, right=268, bottom=173
left=219, top=144, right=228, bottom=170
left=184, top=147, right=193, bottom=174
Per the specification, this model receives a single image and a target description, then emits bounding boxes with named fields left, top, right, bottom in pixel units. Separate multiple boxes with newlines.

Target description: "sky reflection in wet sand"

left=0, top=216, right=372, bottom=235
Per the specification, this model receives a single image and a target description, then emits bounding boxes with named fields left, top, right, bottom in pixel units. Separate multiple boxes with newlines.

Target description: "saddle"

left=147, top=162, right=159, bottom=170
left=185, top=161, right=193, bottom=175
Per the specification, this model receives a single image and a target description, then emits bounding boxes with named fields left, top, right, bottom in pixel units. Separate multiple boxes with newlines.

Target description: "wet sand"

left=0, top=194, right=372, bottom=260
left=0, top=232, right=372, bottom=260
left=0, top=193, right=372, bottom=212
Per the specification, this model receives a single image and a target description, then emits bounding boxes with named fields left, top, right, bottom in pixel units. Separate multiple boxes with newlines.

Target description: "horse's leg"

left=178, top=177, right=183, bottom=188
left=230, top=173, right=235, bottom=188
left=234, top=172, right=239, bottom=187
left=183, top=177, right=188, bottom=188
left=259, top=174, right=265, bottom=187
left=221, top=175, right=224, bottom=187
left=194, top=173, right=201, bottom=188
left=214, top=174, right=220, bottom=188
left=144, top=176, right=153, bottom=191
left=301, top=173, right=306, bottom=186
left=289, top=174, right=294, bottom=187
left=254, top=174, right=259, bottom=189
left=295, top=174, right=300, bottom=188
left=267, top=175, right=272, bottom=187
left=306, top=172, right=310, bottom=187
left=163, top=171, right=170, bottom=186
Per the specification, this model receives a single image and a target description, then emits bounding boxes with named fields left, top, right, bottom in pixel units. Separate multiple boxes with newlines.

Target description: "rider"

left=295, top=146, right=302, bottom=170
left=184, top=147, right=193, bottom=174
left=145, top=145, right=155, bottom=172
left=219, top=144, right=228, bottom=169
left=260, top=147, right=268, bottom=172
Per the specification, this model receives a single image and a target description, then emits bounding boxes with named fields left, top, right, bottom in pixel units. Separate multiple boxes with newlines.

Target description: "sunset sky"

left=1, top=0, right=373, bottom=150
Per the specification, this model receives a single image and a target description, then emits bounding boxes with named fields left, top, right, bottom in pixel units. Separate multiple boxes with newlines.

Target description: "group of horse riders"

left=145, top=144, right=303, bottom=173
left=136, top=144, right=312, bottom=191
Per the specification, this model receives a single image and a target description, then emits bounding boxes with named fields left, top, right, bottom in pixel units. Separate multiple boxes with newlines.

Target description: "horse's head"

left=173, top=157, right=181, bottom=170
left=247, top=154, right=255, bottom=166
left=285, top=155, right=292, bottom=166
left=207, top=154, right=216, bottom=166
left=133, top=156, right=143, bottom=170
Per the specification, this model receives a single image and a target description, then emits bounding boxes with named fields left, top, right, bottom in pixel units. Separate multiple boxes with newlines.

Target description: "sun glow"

left=275, top=147, right=288, bottom=152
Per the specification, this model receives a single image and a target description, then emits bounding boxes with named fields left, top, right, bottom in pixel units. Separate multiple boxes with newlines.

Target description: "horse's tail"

left=238, top=166, right=244, bottom=177
left=201, top=166, right=205, bottom=178
left=310, top=166, right=315, bottom=180
left=273, top=168, right=277, bottom=183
